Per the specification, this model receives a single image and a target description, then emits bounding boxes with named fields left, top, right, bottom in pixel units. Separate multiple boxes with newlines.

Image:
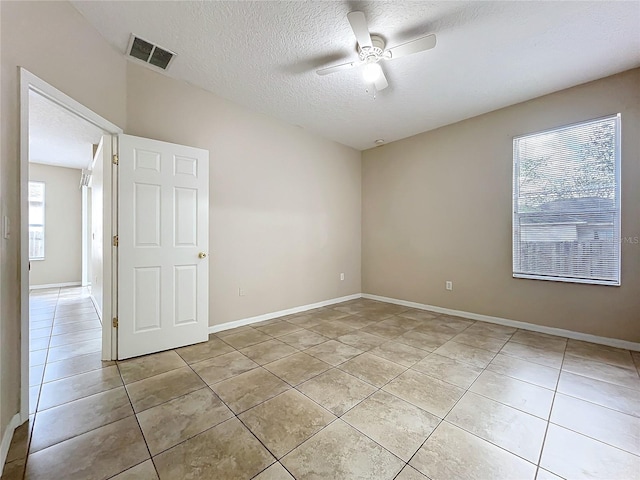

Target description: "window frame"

left=512, top=113, right=622, bottom=286
left=28, top=180, right=46, bottom=261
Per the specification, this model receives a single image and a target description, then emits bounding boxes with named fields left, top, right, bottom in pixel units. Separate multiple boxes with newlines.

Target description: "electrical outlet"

left=445, top=281, right=453, bottom=291
left=340, top=273, right=345, bottom=281
left=238, top=288, right=245, bottom=297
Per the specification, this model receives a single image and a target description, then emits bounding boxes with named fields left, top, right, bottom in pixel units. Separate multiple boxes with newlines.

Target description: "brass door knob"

left=198, top=252, right=207, bottom=259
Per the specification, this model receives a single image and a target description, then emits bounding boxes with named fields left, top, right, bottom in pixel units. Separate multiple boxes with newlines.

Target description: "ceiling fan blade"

left=347, top=11, right=372, bottom=48
left=374, top=69, right=389, bottom=91
left=316, top=60, right=358, bottom=76
left=387, top=34, right=436, bottom=60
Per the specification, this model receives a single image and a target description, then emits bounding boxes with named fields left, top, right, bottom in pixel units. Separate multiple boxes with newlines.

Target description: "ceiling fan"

left=316, top=11, right=437, bottom=91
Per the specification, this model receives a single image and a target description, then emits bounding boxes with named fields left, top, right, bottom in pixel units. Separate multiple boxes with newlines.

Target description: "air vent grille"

left=127, top=35, right=175, bottom=70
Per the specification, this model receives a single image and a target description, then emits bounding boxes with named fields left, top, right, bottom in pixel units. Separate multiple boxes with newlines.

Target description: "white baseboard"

left=362, top=293, right=640, bottom=352
left=29, top=281, right=81, bottom=290
left=209, top=293, right=362, bottom=334
left=90, top=294, right=102, bottom=321
left=0, top=414, right=22, bottom=476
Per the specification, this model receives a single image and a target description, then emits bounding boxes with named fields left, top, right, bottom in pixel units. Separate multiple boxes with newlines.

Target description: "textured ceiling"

left=29, top=91, right=105, bottom=169
left=71, top=1, right=640, bottom=151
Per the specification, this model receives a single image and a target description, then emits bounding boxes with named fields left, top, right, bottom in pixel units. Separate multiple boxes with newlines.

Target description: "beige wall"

left=28, top=164, right=82, bottom=287
left=126, top=64, right=362, bottom=327
left=0, top=0, right=127, bottom=443
left=362, top=69, right=640, bottom=343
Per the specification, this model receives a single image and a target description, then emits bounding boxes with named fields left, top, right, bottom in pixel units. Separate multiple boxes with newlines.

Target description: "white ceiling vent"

left=126, top=34, right=176, bottom=70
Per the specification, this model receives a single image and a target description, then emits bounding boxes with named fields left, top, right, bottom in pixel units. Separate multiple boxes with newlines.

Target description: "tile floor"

left=2, top=291, right=640, bottom=479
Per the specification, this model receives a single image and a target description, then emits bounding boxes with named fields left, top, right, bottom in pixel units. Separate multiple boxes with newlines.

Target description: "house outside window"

left=29, top=181, right=45, bottom=260
left=513, top=114, right=621, bottom=286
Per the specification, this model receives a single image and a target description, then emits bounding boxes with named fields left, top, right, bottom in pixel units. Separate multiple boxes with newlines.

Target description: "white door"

left=118, top=134, right=209, bottom=359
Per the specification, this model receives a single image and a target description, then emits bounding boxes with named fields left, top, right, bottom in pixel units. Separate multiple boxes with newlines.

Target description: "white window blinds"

left=29, top=181, right=45, bottom=260
left=513, top=114, right=621, bottom=286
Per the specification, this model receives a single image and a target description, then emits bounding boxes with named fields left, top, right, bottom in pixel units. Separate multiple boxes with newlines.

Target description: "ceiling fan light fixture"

left=362, top=63, right=382, bottom=83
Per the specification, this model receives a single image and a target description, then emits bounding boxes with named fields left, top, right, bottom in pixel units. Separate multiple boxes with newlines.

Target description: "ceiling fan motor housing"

left=359, top=35, right=386, bottom=63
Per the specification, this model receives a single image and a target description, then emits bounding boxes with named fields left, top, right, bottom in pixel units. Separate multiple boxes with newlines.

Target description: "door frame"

left=19, top=68, right=122, bottom=421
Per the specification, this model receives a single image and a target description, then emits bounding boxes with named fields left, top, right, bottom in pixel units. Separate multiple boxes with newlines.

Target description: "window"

left=513, top=114, right=621, bottom=286
left=29, top=181, right=45, bottom=260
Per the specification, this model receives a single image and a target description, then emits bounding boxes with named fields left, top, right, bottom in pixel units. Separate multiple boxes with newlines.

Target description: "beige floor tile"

left=1, top=458, right=26, bottom=480
left=412, top=353, right=483, bottom=389
left=312, top=308, right=352, bottom=322
left=30, top=349, right=47, bottom=367
left=118, top=350, right=187, bottom=384
left=339, top=352, right=406, bottom=387
left=487, top=353, right=560, bottom=390
left=253, top=462, right=294, bottom=480
left=296, top=368, right=376, bottom=415
left=469, top=370, right=555, bottom=419
left=436, top=315, right=475, bottom=330
left=153, top=417, right=274, bottom=480
left=446, top=392, right=547, bottom=463
left=264, top=352, right=331, bottom=385
left=433, top=341, right=495, bottom=368
left=215, top=325, right=253, bottom=337
left=126, top=366, right=205, bottom=412
left=239, top=389, right=335, bottom=458
left=510, top=330, right=567, bottom=353
left=551, top=393, right=640, bottom=455
left=452, top=331, right=508, bottom=353
left=30, top=326, right=52, bottom=339
left=48, top=328, right=101, bottom=348
left=31, top=387, right=133, bottom=452
left=562, top=354, right=640, bottom=390
left=342, top=390, right=439, bottom=461
left=54, top=307, right=96, bottom=318
left=221, top=328, right=272, bottom=349
left=46, top=338, right=102, bottom=362
left=535, top=468, right=563, bottom=480
left=395, top=330, right=453, bottom=351
left=283, top=312, right=325, bottom=328
left=278, top=329, right=329, bottom=349
left=309, top=321, right=356, bottom=339
left=383, top=369, right=464, bottom=418
left=30, top=319, right=54, bottom=330
left=241, top=338, right=299, bottom=365
left=211, top=367, right=290, bottom=413
left=281, top=420, right=404, bottom=480
left=396, top=465, right=430, bottom=480
left=5, top=417, right=33, bottom=463
left=370, top=341, right=429, bottom=367
left=566, top=339, right=635, bottom=370
left=30, top=364, right=44, bottom=387
left=43, top=352, right=115, bottom=383
left=378, top=315, right=422, bottom=331
left=110, top=460, right=158, bottom=480
left=557, top=371, right=640, bottom=417
left=410, top=422, right=536, bottom=480
left=30, top=385, right=40, bottom=414
left=51, top=319, right=102, bottom=336
left=363, top=321, right=407, bottom=339
left=25, top=416, right=149, bottom=480
left=38, top=365, right=122, bottom=411
left=540, top=424, right=640, bottom=480
left=53, top=313, right=100, bottom=325
left=304, top=339, right=363, bottom=366
left=332, top=314, right=380, bottom=329
left=30, top=337, right=50, bottom=351
left=190, top=350, right=258, bottom=385
left=466, top=322, right=518, bottom=340
left=500, top=341, right=564, bottom=369
left=336, top=330, right=387, bottom=350
left=398, top=309, right=440, bottom=321
left=632, top=351, right=640, bottom=372
left=256, top=321, right=304, bottom=337
left=137, top=388, right=233, bottom=455
left=413, top=320, right=465, bottom=337
left=174, top=336, right=235, bottom=364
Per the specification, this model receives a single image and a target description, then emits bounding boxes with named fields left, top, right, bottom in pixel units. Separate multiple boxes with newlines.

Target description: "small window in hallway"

left=29, top=181, right=45, bottom=260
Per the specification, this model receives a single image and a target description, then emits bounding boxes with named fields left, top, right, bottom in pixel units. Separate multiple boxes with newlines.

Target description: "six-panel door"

left=117, top=134, right=209, bottom=359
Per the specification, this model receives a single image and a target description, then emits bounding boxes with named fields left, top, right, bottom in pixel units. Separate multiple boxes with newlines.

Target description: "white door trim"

left=19, top=68, right=123, bottom=422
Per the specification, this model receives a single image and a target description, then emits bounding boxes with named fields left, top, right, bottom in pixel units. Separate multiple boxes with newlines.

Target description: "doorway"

left=20, top=69, right=122, bottom=421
